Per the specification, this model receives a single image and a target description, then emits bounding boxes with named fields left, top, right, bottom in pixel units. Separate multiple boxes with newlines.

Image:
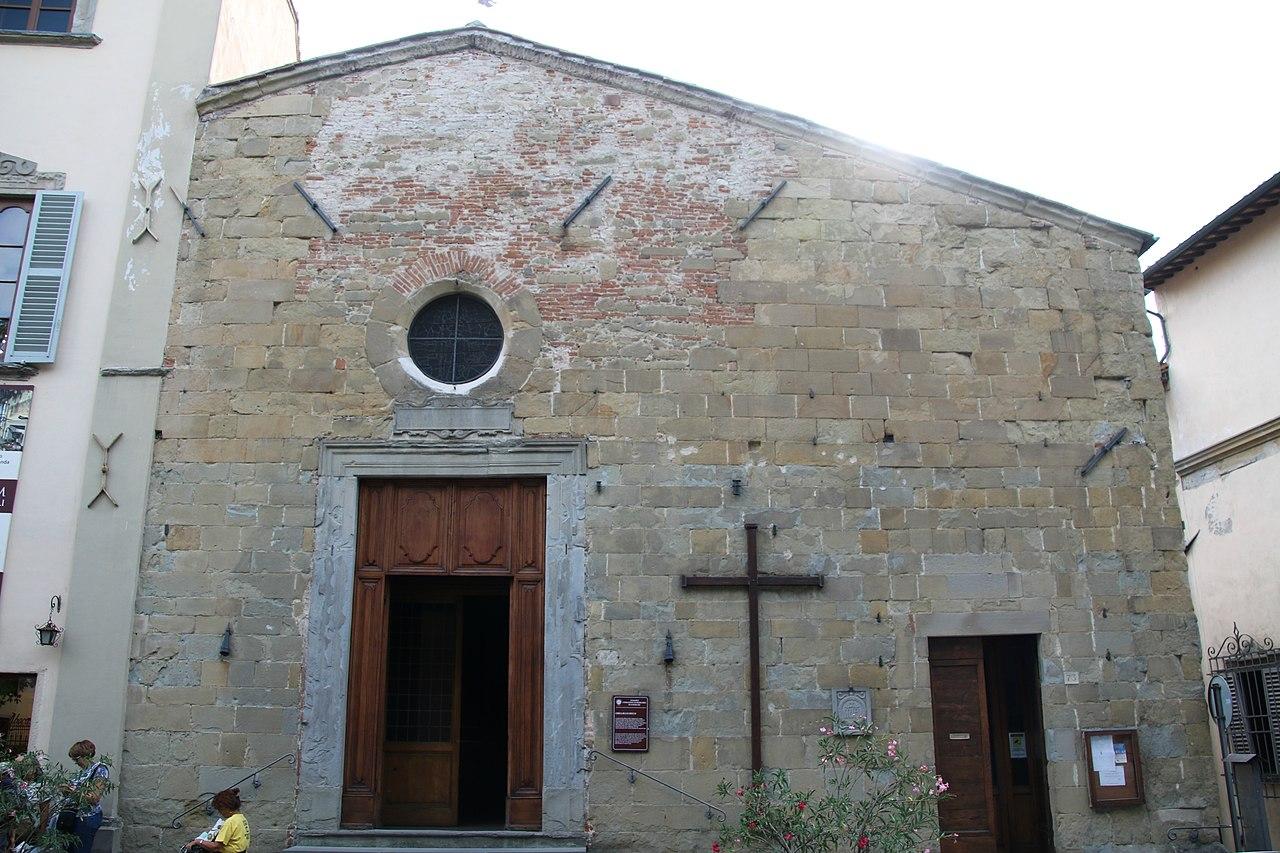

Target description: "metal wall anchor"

left=561, top=175, right=612, bottom=230
left=86, top=433, right=122, bottom=508
left=292, top=180, right=339, bottom=233
left=131, top=177, right=161, bottom=243
left=738, top=179, right=788, bottom=231
left=168, top=185, right=206, bottom=237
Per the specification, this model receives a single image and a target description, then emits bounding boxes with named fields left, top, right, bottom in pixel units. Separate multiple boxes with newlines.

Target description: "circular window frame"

left=403, top=291, right=508, bottom=393
left=366, top=273, right=541, bottom=404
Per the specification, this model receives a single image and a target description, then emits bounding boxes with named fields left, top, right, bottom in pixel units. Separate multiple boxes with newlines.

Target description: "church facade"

left=122, top=28, right=1219, bottom=852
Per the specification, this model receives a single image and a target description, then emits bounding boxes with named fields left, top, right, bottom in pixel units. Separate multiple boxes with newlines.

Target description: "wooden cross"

left=681, top=523, right=824, bottom=771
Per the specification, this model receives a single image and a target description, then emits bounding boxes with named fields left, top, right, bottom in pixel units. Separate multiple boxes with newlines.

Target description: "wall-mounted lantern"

left=35, top=596, right=62, bottom=647
left=219, top=623, right=233, bottom=658
left=663, top=630, right=675, bottom=665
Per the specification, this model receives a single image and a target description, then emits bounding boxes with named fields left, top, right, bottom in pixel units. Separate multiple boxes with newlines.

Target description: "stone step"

left=287, top=828, right=588, bottom=851
left=287, top=848, right=586, bottom=852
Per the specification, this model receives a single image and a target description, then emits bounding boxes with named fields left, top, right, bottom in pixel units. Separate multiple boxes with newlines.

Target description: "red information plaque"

left=611, top=695, right=650, bottom=752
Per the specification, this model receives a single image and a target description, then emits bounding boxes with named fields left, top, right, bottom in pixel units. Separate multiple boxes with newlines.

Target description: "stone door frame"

left=298, top=438, right=588, bottom=835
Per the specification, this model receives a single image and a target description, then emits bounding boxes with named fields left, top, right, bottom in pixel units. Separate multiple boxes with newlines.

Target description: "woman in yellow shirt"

left=187, top=788, right=250, bottom=853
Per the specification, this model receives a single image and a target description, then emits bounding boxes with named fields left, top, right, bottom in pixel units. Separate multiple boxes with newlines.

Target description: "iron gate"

left=1209, top=624, right=1280, bottom=797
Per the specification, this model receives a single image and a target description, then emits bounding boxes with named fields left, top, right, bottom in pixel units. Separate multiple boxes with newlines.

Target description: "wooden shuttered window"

left=3, top=191, right=82, bottom=364
left=1225, top=665, right=1280, bottom=777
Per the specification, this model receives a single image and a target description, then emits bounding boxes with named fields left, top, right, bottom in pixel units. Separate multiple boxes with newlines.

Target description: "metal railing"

left=585, top=748, right=726, bottom=822
left=168, top=753, right=296, bottom=828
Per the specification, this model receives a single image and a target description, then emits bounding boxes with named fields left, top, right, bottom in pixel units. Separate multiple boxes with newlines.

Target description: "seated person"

left=184, top=788, right=249, bottom=853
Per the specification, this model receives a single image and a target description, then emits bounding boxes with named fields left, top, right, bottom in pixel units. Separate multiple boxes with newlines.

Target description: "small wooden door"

left=381, top=596, right=462, bottom=826
left=930, top=637, right=998, bottom=853
left=342, top=479, right=545, bottom=829
left=929, top=636, right=1052, bottom=853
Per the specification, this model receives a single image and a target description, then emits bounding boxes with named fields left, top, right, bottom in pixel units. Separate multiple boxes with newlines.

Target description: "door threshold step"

left=287, top=848, right=586, bottom=852
left=289, top=829, right=588, bottom=851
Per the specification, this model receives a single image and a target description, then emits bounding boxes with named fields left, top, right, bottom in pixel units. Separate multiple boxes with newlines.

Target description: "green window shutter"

left=3, top=190, right=83, bottom=364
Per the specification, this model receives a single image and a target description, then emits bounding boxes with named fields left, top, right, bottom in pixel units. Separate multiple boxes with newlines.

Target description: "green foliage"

left=714, top=720, right=948, bottom=853
left=0, top=675, right=34, bottom=709
left=0, top=751, right=115, bottom=852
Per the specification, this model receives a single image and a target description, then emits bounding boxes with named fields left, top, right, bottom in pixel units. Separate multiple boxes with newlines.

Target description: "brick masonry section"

left=124, top=47, right=1217, bottom=851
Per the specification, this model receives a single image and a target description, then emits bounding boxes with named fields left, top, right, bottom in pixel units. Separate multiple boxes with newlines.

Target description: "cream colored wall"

left=1156, top=202, right=1280, bottom=850
left=0, top=0, right=298, bottom=782
left=0, top=0, right=172, bottom=758
left=209, top=0, right=299, bottom=83
left=1181, top=449, right=1280, bottom=665
left=1156, top=203, right=1280, bottom=459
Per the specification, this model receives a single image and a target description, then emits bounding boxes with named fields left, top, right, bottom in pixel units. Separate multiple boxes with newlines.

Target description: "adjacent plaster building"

left=1146, top=169, right=1280, bottom=845
left=125, top=26, right=1220, bottom=852
left=0, top=1, right=297, bottom=849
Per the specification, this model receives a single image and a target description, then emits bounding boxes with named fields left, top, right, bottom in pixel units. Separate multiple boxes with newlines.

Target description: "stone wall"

left=123, top=44, right=1218, bottom=851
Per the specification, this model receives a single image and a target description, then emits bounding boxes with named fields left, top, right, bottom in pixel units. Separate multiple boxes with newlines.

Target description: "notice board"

left=1083, top=728, right=1144, bottom=809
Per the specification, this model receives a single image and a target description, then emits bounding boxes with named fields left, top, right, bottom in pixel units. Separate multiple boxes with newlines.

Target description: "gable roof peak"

left=198, top=25, right=1154, bottom=254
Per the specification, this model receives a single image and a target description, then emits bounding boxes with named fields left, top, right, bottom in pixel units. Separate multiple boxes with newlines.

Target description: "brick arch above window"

left=367, top=252, right=541, bottom=405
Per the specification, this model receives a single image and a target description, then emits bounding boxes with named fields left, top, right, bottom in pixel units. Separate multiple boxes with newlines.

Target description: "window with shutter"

left=1225, top=664, right=1280, bottom=778
left=3, top=190, right=82, bottom=365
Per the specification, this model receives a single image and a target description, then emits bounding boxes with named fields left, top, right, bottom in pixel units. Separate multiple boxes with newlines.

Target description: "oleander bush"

left=714, top=720, right=949, bottom=853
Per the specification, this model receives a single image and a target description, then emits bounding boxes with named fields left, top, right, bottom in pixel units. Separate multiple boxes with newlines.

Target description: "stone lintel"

left=393, top=401, right=514, bottom=436
left=914, top=610, right=1051, bottom=637
left=318, top=438, right=586, bottom=478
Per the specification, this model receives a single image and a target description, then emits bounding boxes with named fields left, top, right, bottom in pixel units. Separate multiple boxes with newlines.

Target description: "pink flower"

left=784, top=832, right=794, bottom=841
left=735, top=787, right=744, bottom=797
left=858, top=834, right=870, bottom=850
left=819, top=725, right=832, bottom=735
left=747, top=820, right=757, bottom=830
left=712, top=844, right=720, bottom=853
left=797, top=800, right=807, bottom=811
left=834, top=755, right=847, bottom=765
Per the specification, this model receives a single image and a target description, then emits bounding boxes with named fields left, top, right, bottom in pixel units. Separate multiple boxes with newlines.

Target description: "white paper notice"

left=1089, top=734, right=1114, bottom=768
left=1098, top=764, right=1126, bottom=786
left=1090, top=734, right=1126, bottom=786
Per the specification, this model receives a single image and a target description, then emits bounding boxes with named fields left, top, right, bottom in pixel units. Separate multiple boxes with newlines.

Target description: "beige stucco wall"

left=0, top=3, right=298, bottom=840
left=1180, top=446, right=1280, bottom=660
left=1156, top=203, right=1280, bottom=459
left=209, top=0, right=299, bottom=84
left=0, top=0, right=179, bottom=758
left=1154, top=200, right=1280, bottom=849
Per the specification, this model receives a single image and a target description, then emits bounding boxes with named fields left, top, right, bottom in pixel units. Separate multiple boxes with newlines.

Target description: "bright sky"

left=293, top=0, right=1278, bottom=267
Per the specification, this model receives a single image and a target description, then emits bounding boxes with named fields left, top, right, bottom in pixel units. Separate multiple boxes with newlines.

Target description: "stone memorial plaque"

left=611, top=695, right=649, bottom=752
left=832, top=687, right=872, bottom=733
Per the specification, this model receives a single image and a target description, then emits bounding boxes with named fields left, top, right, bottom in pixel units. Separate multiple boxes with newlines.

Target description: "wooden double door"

left=342, top=479, right=545, bottom=830
left=929, top=636, right=1052, bottom=853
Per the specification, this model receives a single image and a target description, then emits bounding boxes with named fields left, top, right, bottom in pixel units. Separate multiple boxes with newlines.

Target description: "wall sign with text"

left=611, top=695, right=650, bottom=752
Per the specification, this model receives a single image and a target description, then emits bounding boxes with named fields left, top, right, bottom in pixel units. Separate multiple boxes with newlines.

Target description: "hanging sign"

left=1208, top=674, right=1233, bottom=729
left=611, top=695, right=650, bottom=752
left=0, top=385, right=32, bottom=587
